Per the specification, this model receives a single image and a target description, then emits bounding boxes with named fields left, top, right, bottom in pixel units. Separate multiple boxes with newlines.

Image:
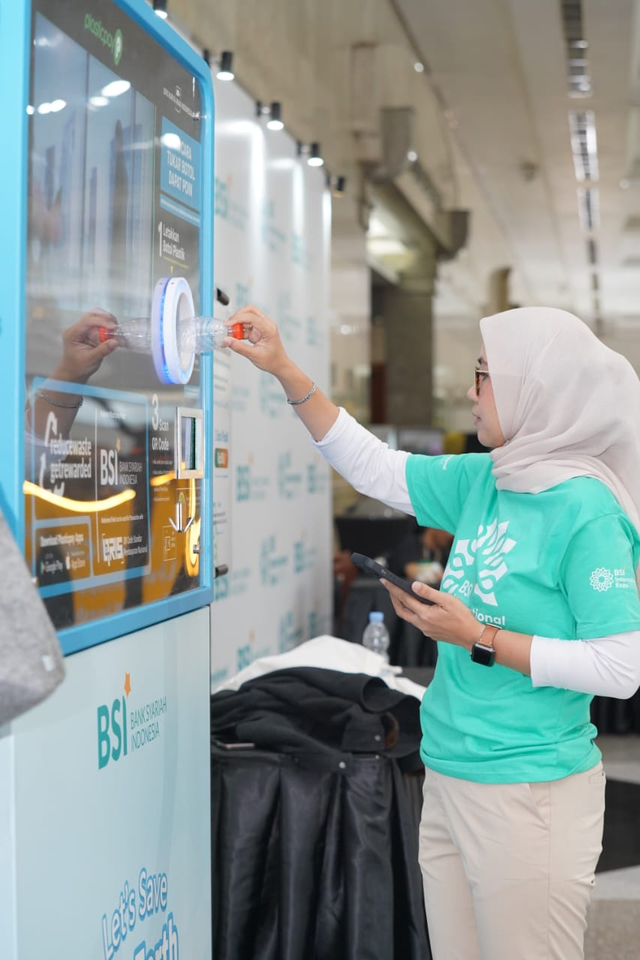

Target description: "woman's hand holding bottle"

left=221, top=305, right=292, bottom=376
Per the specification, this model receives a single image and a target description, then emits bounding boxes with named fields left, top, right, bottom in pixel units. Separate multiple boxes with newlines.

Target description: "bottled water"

left=362, top=611, right=390, bottom=662
left=96, top=316, right=244, bottom=353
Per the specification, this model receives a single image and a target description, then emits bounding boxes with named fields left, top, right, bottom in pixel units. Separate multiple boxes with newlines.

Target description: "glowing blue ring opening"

left=159, top=280, right=171, bottom=383
left=150, top=277, right=196, bottom=384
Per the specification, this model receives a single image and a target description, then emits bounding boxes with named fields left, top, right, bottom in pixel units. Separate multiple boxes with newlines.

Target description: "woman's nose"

left=466, top=384, right=476, bottom=402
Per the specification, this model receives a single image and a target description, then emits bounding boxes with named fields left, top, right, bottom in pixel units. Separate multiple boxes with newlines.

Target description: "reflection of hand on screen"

left=57, top=309, right=120, bottom=383
left=27, top=309, right=119, bottom=438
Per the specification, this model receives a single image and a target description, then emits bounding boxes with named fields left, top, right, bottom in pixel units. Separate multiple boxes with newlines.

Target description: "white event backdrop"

left=209, top=76, right=333, bottom=688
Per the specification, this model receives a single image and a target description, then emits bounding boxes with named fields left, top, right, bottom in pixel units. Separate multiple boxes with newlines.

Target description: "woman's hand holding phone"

left=350, top=552, right=481, bottom=650
left=350, top=552, right=434, bottom=605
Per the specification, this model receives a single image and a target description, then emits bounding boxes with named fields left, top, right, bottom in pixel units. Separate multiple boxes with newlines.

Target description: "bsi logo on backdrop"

left=214, top=175, right=249, bottom=231
left=97, top=674, right=168, bottom=770
left=277, top=291, right=302, bottom=343
left=307, top=461, right=328, bottom=494
left=260, top=534, right=289, bottom=587
left=279, top=611, right=303, bottom=652
left=293, top=539, right=317, bottom=574
left=278, top=451, right=303, bottom=500
left=259, top=373, right=286, bottom=419
left=236, top=462, right=270, bottom=502
left=306, top=315, right=323, bottom=349
left=214, top=567, right=251, bottom=601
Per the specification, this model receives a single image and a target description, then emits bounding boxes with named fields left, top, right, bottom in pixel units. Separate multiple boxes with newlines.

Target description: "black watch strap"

left=470, top=625, right=499, bottom=666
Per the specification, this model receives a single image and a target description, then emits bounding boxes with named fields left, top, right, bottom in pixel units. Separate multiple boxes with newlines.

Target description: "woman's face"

left=466, top=345, right=506, bottom=449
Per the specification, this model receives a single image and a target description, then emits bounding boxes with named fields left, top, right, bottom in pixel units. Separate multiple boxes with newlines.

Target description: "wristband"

left=37, top=390, right=83, bottom=410
left=287, top=382, right=316, bottom=406
left=470, top=624, right=499, bottom=667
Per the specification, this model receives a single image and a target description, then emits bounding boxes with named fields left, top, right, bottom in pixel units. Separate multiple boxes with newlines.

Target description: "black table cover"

left=211, top=667, right=431, bottom=960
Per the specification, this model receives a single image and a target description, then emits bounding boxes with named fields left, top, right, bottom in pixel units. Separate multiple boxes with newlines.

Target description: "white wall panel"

left=210, top=78, right=332, bottom=687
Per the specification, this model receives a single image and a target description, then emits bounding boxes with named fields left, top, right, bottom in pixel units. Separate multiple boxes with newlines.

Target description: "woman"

left=223, top=304, right=640, bottom=960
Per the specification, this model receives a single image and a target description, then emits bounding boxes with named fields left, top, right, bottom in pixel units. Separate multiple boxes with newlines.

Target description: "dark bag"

left=0, top=511, right=65, bottom=725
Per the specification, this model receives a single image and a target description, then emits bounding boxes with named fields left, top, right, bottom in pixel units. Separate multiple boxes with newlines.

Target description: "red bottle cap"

left=230, top=322, right=244, bottom=340
left=98, top=326, right=114, bottom=343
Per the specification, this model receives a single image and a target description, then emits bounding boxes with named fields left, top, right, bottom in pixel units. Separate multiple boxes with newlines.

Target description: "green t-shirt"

left=406, top=452, right=640, bottom=783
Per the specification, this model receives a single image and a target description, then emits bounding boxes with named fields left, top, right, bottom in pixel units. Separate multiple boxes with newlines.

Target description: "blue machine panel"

left=2, top=0, right=214, bottom=652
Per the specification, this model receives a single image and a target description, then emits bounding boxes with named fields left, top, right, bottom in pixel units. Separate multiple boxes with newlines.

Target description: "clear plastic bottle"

left=96, top=316, right=244, bottom=353
left=180, top=317, right=245, bottom=353
left=362, top=611, right=390, bottom=662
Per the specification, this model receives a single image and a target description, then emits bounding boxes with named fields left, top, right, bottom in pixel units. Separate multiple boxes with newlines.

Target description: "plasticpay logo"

left=85, top=13, right=123, bottom=66
left=113, top=28, right=123, bottom=65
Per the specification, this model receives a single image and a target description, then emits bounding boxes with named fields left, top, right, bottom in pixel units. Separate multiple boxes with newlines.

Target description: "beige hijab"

left=480, top=307, right=640, bottom=585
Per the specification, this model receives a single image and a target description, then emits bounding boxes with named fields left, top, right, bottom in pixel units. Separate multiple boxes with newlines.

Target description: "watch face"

left=471, top=642, right=496, bottom=667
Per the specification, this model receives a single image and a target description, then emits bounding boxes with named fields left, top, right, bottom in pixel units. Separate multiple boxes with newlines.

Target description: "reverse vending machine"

left=0, top=1, right=214, bottom=956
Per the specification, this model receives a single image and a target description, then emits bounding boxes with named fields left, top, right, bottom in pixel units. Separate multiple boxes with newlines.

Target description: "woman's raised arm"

left=223, top=304, right=339, bottom=441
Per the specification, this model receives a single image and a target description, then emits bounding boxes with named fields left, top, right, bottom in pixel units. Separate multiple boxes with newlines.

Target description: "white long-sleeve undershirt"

left=313, top=407, right=640, bottom=700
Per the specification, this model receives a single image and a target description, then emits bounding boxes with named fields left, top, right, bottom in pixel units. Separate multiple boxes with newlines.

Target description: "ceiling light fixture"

left=256, top=101, right=284, bottom=131
left=216, top=51, right=234, bottom=82
left=297, top=141, right=324, bottom=167
left=152, top=0, right=168, bottom=20
left=307, top=142, right=323, bottom=167
left=266, top=102, right=283, bottom=131
left=332, top=175, right=346, bottom=197
left=569, top=109, right=599, bottom=182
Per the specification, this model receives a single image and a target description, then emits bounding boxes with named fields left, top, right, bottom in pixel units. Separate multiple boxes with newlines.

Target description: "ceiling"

left=392, top=0, right=640, bottom=348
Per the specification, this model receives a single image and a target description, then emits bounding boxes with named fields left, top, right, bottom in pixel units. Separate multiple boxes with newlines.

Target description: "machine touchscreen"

left=25, top=0, right=208, bottom=634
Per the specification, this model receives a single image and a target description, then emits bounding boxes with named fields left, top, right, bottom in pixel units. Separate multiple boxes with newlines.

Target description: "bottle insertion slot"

left=96, top=276, right=244, bottom=385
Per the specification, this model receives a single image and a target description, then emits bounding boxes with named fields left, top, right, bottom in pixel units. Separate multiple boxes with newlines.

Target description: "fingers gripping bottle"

left=362, top=611, right=390, bottom=662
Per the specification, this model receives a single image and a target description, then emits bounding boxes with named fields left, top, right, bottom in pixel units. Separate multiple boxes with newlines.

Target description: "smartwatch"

left=470, top=625, right=500, bottom=667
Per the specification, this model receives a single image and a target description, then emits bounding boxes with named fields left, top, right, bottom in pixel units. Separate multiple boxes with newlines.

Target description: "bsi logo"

left=307, top=462, right=328, bottom=494
left=259, top=373, right=286, bottom=419
left=293, top=539, right=316, bottom=574
left=260, top=534, right=289, bottom=586
left=97, top=673, right=130, bottom=769
left=278, top=451, right=302, bottom=499
left=100, top=448, right=118, bottom=486
left=236, top=463, right=269, bottom=502
left=279, top=611, right=302, bottom=652
left=589, top=567, right=634, bottom=592
left=97, top=675, right=167, bottom=770
left=237, top=644, right=252, bottom=671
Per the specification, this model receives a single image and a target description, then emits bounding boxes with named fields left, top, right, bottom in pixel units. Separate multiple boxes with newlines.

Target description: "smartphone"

left=350, top=552, right=435, bottom=605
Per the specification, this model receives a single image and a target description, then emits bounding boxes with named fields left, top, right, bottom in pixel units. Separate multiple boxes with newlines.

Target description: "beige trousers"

left=419, top=763, right=606, bottom=960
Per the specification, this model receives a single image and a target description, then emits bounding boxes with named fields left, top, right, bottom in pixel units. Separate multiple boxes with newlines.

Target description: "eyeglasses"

left=474, top=366, right=490, bottom=397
